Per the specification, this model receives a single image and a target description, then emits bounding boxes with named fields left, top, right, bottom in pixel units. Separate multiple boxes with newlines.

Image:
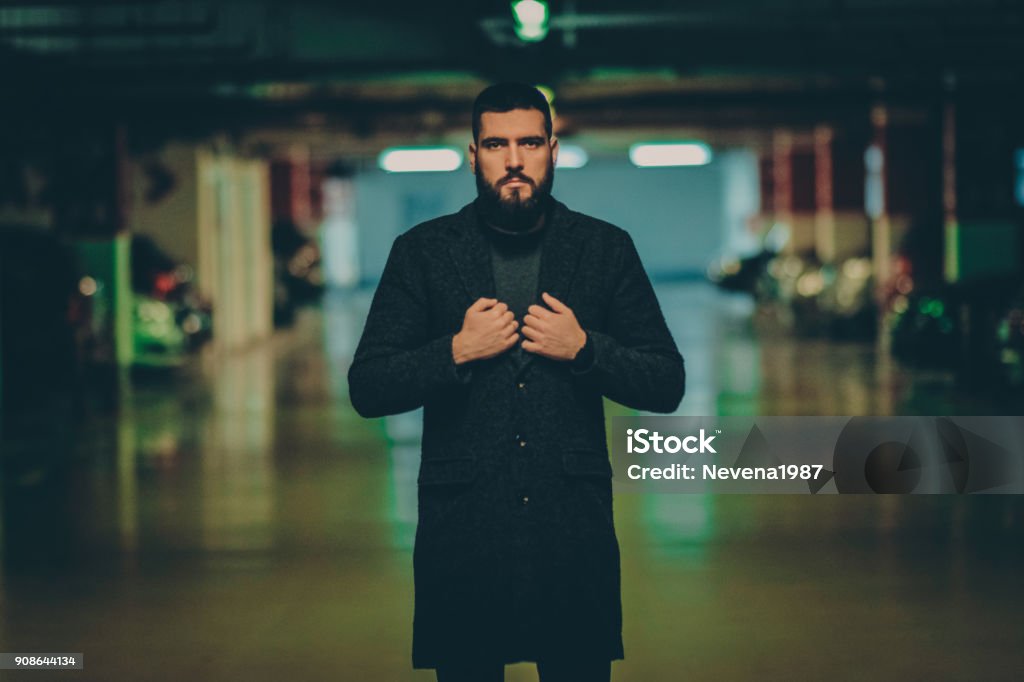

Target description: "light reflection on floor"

left=0, top=283, right=1021, bottom=681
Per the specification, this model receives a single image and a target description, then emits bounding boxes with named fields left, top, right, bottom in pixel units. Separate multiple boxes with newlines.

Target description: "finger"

left=521, top=339, right=540, bottom=353
left=541, top=292, right=568, bottom=312
left=520, top=324, right=540, bottom=340
left=502, top=310, right=515, bottom=324
left=471, top=297, right=497, bottom=311
left=527, top=304, right=549, bottom=318
left=523, top=314, right=544, bottom=329
left=491, top=302, right=509, bottom=316
left=504, top=332, right=520, bottom=347
left=502, top=321, right=518, bottom=336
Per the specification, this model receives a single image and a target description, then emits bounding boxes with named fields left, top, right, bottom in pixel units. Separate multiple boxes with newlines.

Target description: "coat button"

left=521, top=496, right=529, bottom=505
left=519, top=440, right=527, bottom=447
left=517, top=382, right=525, bottom=389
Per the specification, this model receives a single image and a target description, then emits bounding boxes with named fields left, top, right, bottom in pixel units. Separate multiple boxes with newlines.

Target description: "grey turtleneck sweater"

left=477, top=206, right=594, bottom=371
left=479, top=212, right=545, bottom=369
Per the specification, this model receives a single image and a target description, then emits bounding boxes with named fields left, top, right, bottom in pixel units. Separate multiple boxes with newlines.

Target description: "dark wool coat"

left=347, top=198, right=685, bottom=669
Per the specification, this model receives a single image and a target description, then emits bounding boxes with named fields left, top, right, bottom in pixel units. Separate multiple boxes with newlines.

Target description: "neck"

left=485, top=210, right=546, bottom=236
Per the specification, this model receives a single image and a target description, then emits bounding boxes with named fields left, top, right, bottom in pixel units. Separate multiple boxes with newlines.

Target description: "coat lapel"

left=523, top=200, right=586, bottom=375
left=447, top=199, right=587, bottom=378
left=446, top=201, right=497, bottom=304
left=534, top=199, right=586, bottom=313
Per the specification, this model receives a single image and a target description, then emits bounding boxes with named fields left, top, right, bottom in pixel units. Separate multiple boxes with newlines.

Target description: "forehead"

left=478, top=109, right=547, bottom=139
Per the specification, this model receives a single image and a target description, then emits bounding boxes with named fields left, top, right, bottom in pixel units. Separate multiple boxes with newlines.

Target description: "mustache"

left=499, top=173, right=535, bottom=187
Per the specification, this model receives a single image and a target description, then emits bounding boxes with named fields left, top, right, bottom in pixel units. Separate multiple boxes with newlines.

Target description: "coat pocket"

left=417, top=456, right=479, bottom=487
left=561, top=449, right=613, bottom=478
left=561, top=449, right=615, bottom=531
left=417, top=456, right=479, bottom=538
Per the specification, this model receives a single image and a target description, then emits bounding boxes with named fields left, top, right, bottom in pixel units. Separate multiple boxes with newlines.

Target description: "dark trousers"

left=435, top=659, right=611, bottom=682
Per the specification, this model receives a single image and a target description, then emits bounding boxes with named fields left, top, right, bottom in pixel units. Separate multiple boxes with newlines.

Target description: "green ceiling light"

left=512, top=0, right=549, bottom=42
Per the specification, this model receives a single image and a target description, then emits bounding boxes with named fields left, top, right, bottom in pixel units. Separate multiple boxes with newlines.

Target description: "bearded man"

left=348, top=82, right=685, bottom=682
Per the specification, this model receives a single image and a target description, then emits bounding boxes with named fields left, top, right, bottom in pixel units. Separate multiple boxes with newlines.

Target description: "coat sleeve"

left=347, top=233, right=471, bottom=418
left=569, top=230, right=685, bottom=413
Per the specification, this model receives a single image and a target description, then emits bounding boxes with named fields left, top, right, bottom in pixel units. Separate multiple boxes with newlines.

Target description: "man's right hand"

left=452, top=297, right=519, bottom=365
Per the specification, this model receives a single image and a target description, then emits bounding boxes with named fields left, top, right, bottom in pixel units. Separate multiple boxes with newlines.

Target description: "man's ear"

left=550, top=136, right=559, bottom=166
left=468, top=143, right=476, bottom=173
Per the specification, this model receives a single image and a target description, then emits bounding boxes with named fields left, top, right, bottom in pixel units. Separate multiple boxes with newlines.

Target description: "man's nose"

left=506, top=144, right=523, bottom=170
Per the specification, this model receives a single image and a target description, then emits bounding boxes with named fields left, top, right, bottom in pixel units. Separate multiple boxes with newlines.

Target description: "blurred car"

left=272, top=219, right=324, bottom=327
left=996, top=285, right=1024, bottom=387
left=754, top=251, right=876, bottom=339
left=756, top=251, right=825, bottom=333
left=819, top=256, right=876, bottom=340
left=132, top=294, right=187, bottom=367
left=707, top=248, right=775, bottom=296
left=881, top=217, right=945, bottom=310
left=130, top=235, right=213, bottom=366
left=889, top=276, right=1022, bottom=377
left=888, top=288, right=960, bottom=368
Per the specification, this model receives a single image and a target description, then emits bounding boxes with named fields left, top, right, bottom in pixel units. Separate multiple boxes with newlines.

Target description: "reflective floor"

left=1, top=283, right=1022, bottom=681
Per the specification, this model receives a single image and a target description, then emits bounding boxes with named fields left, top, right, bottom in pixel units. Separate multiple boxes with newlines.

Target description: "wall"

left=128, top=143, right=201, bottom=267
left=349, top=150, right=759, bottom=284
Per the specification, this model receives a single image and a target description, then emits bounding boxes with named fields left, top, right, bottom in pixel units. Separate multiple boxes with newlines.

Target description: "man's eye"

left=485, top=141, right=502, bottom=149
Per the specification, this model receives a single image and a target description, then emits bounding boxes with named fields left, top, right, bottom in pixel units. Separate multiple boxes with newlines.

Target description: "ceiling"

left=2, top=0, right=1022, bottom=135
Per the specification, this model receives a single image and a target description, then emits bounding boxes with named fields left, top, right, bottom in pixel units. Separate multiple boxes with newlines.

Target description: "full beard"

left=475, top=161, right=554, bottom=233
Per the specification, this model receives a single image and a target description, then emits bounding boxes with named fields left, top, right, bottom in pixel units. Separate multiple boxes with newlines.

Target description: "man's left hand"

left=521, top=292, right=587, bottom=361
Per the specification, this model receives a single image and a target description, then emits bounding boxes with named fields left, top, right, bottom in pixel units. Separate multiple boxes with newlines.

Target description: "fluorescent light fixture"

left=629, top=142, right=712, bottom=167
left=556, top=144, right=588, bottom=169
left=512, top=0, right=549, bottom=42
left=517, top=23, right=547, bottom=40
left=378, top=147, right=463, bottom=173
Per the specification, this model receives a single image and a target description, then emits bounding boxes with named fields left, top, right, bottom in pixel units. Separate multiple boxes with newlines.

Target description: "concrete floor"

left=1, top=283, right=1021, bottom=681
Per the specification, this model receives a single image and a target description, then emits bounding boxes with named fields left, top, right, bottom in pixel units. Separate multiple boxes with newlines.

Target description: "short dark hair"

left=472, top=82, right=553, bottom=142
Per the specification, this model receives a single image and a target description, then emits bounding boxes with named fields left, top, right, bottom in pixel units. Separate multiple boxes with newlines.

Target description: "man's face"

left=470, top=109, right=558, bottom=229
